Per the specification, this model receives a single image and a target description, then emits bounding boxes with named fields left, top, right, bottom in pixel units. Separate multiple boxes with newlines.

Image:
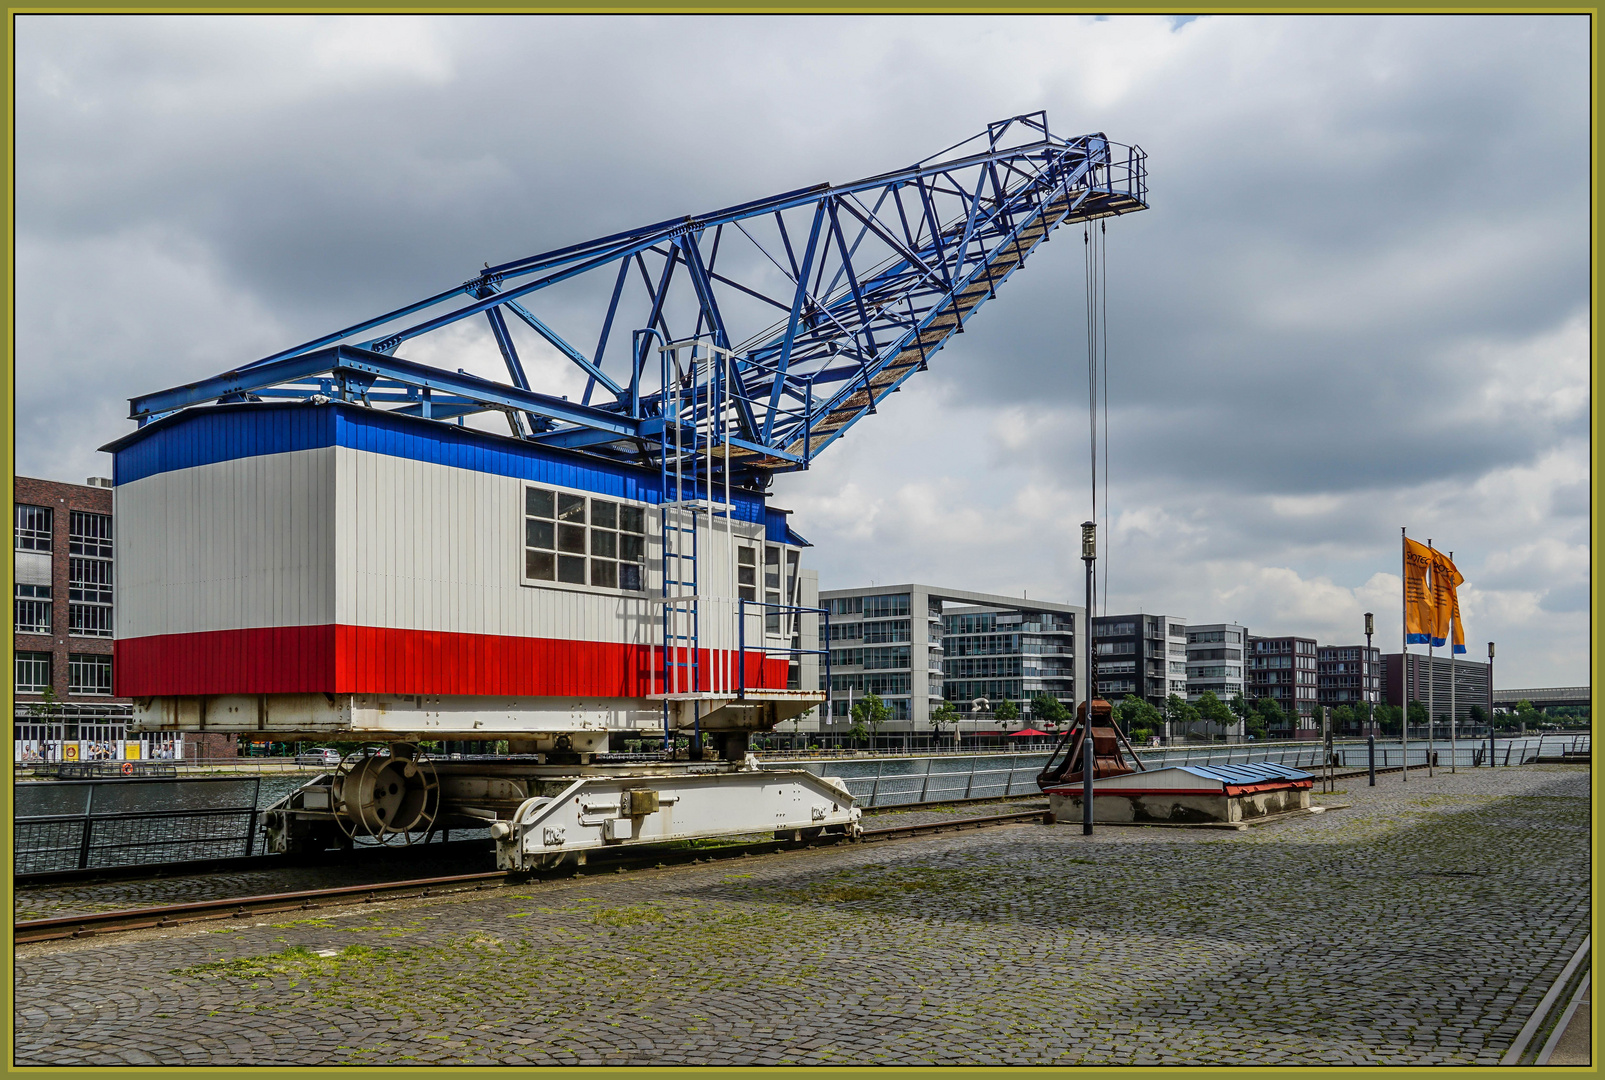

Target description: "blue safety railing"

left=738, top=598, right=829, bottom=702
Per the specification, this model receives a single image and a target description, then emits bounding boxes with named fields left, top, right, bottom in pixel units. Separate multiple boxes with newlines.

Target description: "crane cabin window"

left=737, top=546, right=757, bottom=602
left=524, top=486, right=649, bottom=592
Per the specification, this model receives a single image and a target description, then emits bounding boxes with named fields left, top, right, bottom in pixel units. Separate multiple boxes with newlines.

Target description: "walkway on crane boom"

left=121, top=113, right=1147, bottom=483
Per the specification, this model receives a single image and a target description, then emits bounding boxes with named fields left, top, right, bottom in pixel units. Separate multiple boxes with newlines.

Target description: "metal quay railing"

left=13, top=776, right=264, bottom=875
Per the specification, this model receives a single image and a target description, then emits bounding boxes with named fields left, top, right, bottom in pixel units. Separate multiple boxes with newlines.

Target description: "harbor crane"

left=106, top=112, right=1148, bottom=867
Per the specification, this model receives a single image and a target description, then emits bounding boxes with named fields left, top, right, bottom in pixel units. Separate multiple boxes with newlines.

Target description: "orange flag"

left=1432, top=549, right=1466, bottom=654
left=1403, top=537, right=1436, bottom=644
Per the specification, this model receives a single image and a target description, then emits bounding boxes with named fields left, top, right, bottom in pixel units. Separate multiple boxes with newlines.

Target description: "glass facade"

left=819, top=588, right=1080, bottom=736
left=942, top=609, right=1074, bottom=713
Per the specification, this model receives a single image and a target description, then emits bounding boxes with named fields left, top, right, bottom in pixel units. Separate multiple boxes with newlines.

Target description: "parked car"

left=295, top=747, right=343, bottom=766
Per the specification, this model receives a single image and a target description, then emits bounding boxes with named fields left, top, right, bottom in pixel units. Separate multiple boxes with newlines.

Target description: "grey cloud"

left=1550, top=480, right=1591, bottom=518
left=1539, top=582, right=1590, bottom=614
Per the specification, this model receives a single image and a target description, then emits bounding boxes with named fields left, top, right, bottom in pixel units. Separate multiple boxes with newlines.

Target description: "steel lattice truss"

left=131, top=112, right=1147, bottom=485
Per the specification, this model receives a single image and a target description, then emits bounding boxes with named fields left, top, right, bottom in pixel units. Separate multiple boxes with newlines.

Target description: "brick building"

left=13, top=475, right=233, bottom=761
left=1383, top=653, right=1492, bottom=725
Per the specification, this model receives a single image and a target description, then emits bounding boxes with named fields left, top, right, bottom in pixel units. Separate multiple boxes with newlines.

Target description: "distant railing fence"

left=14, top=735, right=1587, bottom=872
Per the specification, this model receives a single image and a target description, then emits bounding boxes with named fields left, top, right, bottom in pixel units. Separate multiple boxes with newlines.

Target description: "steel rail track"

left=14, top=809, right=1049, bottom=945
left=13, top=792, right=1044, bottom=889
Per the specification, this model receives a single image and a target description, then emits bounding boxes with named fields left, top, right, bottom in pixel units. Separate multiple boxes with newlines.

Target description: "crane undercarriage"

left=263, top=743, right=861, bottom=870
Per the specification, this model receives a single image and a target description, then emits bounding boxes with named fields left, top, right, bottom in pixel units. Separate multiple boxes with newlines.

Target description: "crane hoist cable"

left=1100, top=218, right=1110, bottom=618
left=1083, top=221, right=1110, bottom=622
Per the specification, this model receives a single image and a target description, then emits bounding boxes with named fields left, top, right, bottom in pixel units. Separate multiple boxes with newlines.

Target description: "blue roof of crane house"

left=102, top=401, right=811, bottom=546
left=1175, top=762, right=1312, bottom=785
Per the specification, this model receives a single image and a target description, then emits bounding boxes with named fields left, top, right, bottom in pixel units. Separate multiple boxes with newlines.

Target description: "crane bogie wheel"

left=331, top=743, right=440, bottom=845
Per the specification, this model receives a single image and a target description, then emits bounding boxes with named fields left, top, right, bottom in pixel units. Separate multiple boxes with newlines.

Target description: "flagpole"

left=1449, top=550, right=1457, bottom=774
left=1401, top=527, right=1408, bottom=784
left=1427, top=538, right=1435, bottom=778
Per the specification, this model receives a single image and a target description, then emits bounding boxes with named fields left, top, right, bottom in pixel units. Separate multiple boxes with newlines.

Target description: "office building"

left=816, top=584, right=1083, bottom=743
left=1383, top=653, right=1492, bottom=724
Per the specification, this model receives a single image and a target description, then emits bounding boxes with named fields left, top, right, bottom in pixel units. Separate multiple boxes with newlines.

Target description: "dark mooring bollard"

left=1367, top=735, right=1376, bottom=787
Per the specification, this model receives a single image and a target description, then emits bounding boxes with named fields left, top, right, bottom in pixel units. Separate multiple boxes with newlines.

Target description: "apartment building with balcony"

left=1247, top=634, right=1319, bottom=737
left=1185, top=622, right=1248, bottom=704
left=1317, top=644, right=1383, bottom=728
left=1091, top=613, right=1188, bottom=708
left=943, top=603, right=1079, bottom=723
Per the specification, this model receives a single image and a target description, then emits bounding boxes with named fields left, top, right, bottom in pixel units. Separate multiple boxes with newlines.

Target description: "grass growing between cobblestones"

left=768, top=863, right=983, bottom=905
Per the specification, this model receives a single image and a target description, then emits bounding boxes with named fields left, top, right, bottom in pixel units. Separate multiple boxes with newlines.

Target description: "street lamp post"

left=1364, top=612, right=1374, bottom=739
left=1081, top=521, right=1097, bottom=837
left=1488, top=641, right=1496, bottom=767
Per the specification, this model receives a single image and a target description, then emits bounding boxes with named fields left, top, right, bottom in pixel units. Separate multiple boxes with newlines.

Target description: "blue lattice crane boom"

left=129, top=112, right=1147, bottom=483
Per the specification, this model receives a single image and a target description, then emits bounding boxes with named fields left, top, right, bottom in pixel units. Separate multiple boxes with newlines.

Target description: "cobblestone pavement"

left=13, top=767, right=1588, bottom=1066
left=13, top=799, right=1044, bottom=922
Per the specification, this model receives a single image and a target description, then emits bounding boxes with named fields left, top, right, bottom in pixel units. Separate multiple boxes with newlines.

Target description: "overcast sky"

left=14, top=14, right=1592, bottom=687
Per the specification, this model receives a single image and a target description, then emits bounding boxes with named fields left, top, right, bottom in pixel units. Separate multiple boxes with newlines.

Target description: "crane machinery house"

left=103, top=113, right=1147, bottom=867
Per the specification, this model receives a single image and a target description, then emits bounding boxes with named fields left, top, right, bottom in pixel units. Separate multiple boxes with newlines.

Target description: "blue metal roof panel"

left=1176, top=762, right=1313, bottom=784
left=108, top=403, right=775, bottom=530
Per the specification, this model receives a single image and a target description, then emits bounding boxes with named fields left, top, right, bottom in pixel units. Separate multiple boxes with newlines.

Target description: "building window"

left=68, top=555, right=114, bottom=637
left=830, top=672, right=912, bottom=696
left=765, top=546, right=782, bottom=632
left=15, top=585, right=51, bottom=634
left=862, top=646, right=911, bottom=670
left=16, top=651, right=51, bottom=694
left=69, top=511, right=113, bottom=558
left=71, top=603, right=114, bottom=637
left=68, top=654, right=113, bottom=696
left=863, top=619, right=911, bottom=644
left=736, top=546, right=758, bottom=602
left=14, top=504, right=52, bottom=551
left=863, top=594, right=911, bottom=619
left=523, top=487, right=647, bottom=591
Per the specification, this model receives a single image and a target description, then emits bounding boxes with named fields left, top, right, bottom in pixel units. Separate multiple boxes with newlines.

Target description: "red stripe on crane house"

left=114, top=626, right=789, bottom=699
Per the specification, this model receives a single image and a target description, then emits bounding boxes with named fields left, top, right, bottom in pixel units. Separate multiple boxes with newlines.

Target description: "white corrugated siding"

left=337, top=447, right=765, bottom=650
left=115, top=448, right=336, bottom=639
